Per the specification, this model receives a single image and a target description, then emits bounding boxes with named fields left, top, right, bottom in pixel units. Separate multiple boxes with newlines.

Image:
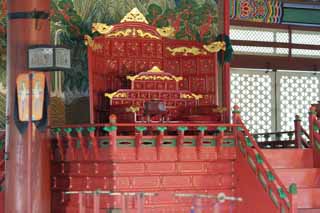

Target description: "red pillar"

left=5, top=1, right=51, bottom=212
left=223, top=0, right=231, bottom=122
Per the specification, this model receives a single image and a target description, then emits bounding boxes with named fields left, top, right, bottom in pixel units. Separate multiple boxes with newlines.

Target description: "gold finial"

left=92, top=23, right=114, bottom=34
left=121, top=8, right=148, bottom=24
left=147, top=66, right=163, bottom=73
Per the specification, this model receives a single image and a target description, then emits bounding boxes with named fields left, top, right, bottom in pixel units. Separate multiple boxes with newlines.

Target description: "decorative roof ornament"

left=147, top=66, right=163, bottom=73
left=120, top=8, right=149, bottom=24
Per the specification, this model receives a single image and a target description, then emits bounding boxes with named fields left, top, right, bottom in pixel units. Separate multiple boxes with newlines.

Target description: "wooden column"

left=5, top=1, right=51, bottom=212
left=223, top=0, right=231, bottom=122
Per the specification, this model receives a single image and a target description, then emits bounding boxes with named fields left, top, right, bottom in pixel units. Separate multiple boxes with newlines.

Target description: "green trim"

left=157, top=126, right=167, bottom=132
left=245, top=137, right=253, bottom=147
left=269, top=188, right=280, bottom=208
left=116, top=139, right=135, bottom=147
left=239, top=141, right=246, bottom=155
left=197, top=126, right=208, bottom=132
left=53, top=128, right=61, bottom=133
left=142, top=139, right=156, bottom=147
left=278, top=188, right=287, bottom=199
left=223, top=138, right=235, bottom=147
left=87, top=127, right=96, bottom=133
left=75, top=127, right=84, bottom=133
left=103, top=126, right=117, bottom=133
left=237, top=127, right=244, bottom=131
left=256, top=154, right=264, bottom=164
left=0, top=141, right=3, bottom=150
left=247, top=156, right=256, bottom=172
left=217, top=126, right=227, bottom=132
left=202, top=139, right=216, bottom=147
left=258, top=171, right=267, bottom=190
left=99, top=139, right=109, bottom=148
left=183, top=138, right=196, bottom=147
left=178, top=126, right=188, bottom=132
left=267, top=171, right=275, bottom=182
left=162, top=139, right=177, bottom=147
left=314, top=124, right=319, bottom=131
left=64, top=128, right=72, bottom=133
left=135, top=126, right=147, bottom=132
left=289, top=183, right=297, bottom=195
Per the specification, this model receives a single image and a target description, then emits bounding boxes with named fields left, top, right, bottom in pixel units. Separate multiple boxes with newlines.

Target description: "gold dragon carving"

left=180, top=93, right=203, bottom=100
left=203, top=41, right=226, bottom=53
left=92, top=23, right=114, bottom=34
left=84, top=35, right=102, bottom=51
left=136, top=29, right=160, bottom=40
left=166, top=46, right=208, bottom=56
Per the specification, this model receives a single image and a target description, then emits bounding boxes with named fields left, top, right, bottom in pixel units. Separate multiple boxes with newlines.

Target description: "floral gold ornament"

left=156, top=26, right=176, bottom=38
left=203, top=41, right=226, bottom=53
left=84, top=35, right=102, bottom=51
left=166, top=46, right=207, bottom=56
left=120, top=8, right=148, bottom=24
left=92, top=23, right=114, bottom=34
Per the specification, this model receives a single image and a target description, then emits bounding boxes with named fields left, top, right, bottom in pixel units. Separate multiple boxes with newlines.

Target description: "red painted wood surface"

left=6, top=1, right=51, bottom=213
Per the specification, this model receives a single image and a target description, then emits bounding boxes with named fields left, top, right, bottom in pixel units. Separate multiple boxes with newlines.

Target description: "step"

left=298, top=188, right=320, bottom=209
left=275, top=168, right=320, bottom=188
left=262, top=149, right=314, bottom=169
left=298, top=209, right=320, bottom=213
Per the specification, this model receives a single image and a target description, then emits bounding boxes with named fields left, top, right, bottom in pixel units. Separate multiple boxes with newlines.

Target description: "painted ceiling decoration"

left=230, top=0, right=320, bottom=26
left=230, top=0, right=283, bottom=24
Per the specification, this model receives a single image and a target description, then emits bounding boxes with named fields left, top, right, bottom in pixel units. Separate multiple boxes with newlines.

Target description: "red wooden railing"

left=233, top=106, right=297, bottom=213
left=51, top=122, right=239, bottom=161
left=251, top=114, right=310, bottom=149
left=309, top=106, right=320, bottom=167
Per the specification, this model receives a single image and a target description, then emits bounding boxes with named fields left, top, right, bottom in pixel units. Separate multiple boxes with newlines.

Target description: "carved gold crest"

left=121, top=8, right=148, bottom=24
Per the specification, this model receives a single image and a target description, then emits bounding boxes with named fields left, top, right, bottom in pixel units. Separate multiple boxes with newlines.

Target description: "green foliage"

left=0, top=0, right=6, bottom=87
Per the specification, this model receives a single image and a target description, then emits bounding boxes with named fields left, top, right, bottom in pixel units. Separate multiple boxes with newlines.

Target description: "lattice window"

left=231, top=69, right=274, bottom=133
left=278, top=72, right=320, bottom=131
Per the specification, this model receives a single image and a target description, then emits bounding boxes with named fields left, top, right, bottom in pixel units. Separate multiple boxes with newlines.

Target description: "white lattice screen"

left=278, top=72, right=320, bottom=131
left=231, top=68, right=320, bottom=133
left=231, top=69, right=275, bottom=133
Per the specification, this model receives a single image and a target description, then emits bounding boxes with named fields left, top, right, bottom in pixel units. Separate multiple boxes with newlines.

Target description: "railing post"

left=93, top=190, right=100, bottom=213
left=135, top=127, right=146, bottom=160
left=196, top=126, right=207, bottom=160
left=289, top=184, right=298, bottom=213
left=232, top=105, right=241, bottom=124
left=177, top=126, right=188, bottom=161
left=294, top=115, right=302, bottom=148
left=156, top=127, right=167, bottom=160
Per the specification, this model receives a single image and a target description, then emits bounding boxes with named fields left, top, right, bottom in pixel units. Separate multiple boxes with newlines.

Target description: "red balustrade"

left=233, top=105, right=297, bottom=213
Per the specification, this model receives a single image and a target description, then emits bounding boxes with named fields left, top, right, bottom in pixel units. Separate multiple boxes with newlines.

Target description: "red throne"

left=105, top=66, right=206, bottom=122
left=86, top=8, right=226, bottom=123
